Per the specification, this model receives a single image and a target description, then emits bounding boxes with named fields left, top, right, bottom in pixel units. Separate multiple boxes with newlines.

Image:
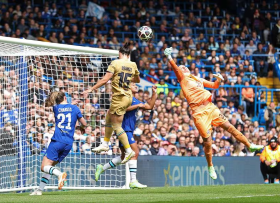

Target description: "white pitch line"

left=214, top=194, right=280, bottom=199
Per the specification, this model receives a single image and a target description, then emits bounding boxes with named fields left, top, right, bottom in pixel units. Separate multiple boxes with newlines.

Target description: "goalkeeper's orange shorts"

left=192, top=102, right=227, bottom=138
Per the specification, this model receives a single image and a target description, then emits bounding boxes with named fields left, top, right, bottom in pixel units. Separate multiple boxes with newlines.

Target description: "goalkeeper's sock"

left=128, top=160, right=137, bottom=182
left=43, top=166, right=62, bottom=177
left=227, top=125, right=250, bottom=148
left=204, top=141, right=213, bottom=167
left=39, top=173, right=51, bottom=191
left=103, top=156, right=122, bottom=171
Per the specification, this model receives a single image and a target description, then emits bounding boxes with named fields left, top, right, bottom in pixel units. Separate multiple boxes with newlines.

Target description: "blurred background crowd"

left=0, top=0, right=280, bottom=157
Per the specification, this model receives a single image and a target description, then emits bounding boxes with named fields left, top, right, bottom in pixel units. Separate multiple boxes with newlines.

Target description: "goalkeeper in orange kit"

left=164, top=47, right=263, bottom=179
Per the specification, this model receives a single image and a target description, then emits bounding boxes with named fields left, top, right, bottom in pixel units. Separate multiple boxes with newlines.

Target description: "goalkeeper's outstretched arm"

left=164, top=48, right=185, bottom=82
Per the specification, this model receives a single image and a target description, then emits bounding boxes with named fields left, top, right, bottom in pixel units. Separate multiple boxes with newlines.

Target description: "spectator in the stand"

left=181, top=29, right=192, bottom=42
left=242, top=81, right=255, bottom=118
left=82, top=136, right=92, bottom=155
left=150, top=138, right=160, bottom=155
left=49, top=32, right=58, bottom=43
left=207, top=50, right=219, bottom=61
left=17, top=18, right=28, bottom=34
left=266, top=44, right=276, bottom=69
left=141, top=46, right=152, bottom=59
left=230, top=43, right=240, bottom=55
left=271, top=20, right=280, bottom=48
left=245, top=40, right=257, bottom=55
left=147, top=69, right=158, bottom=83
left=264, top=102, right=276, bottom=130
left=156, top=79, right=169, bottom=95
left=217, top=43, right=226, bottom=55
left=0, top=99, right=18, bottom=127
left=158, top=141, right=169, bottom=155
left=0, top=123, right=16, bottom=156
left=260, top=137, right=280, bottom=184
left=263, top=13, right=273, bottom=43
left=227, top=100, right=237, bottom=114
left=228, top=70, right=237, bottom=84
left=251, top=9, right=264, bottom=36
left=253, top=43, right=268, bottom=77
left=208, top=36, right=219, bottom=51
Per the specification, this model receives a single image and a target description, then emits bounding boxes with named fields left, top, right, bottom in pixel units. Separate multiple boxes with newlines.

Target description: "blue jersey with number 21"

left=52, top=104, right=83, bottom=145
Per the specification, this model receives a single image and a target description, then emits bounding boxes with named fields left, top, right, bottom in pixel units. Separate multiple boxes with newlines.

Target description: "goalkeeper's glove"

left=164, top=47, right=172, bottom=57
left=213, top=73, right=224, bottom=82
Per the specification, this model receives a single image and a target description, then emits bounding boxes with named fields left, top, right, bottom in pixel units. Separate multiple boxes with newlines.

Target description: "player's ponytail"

left=45, top=91, right=66, bottom=107
left=119, top=42, right=131, bottom=56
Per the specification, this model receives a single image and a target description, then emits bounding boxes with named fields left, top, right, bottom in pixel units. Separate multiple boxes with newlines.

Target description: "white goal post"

left=0, top=36, right=130, bottom=192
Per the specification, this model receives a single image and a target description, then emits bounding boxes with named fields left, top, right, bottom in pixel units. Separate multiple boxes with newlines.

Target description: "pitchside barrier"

left=0, top=155, right=263, bottom=190
left=137, top=156, right=263, bottom=187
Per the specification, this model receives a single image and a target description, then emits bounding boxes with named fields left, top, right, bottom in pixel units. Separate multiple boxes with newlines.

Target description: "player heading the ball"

left=84, top=43, right=140, bottom=164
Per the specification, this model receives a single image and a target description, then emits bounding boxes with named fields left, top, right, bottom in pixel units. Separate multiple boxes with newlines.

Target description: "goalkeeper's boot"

left=264, top=179, right=269, bottom=184
left=121, top=150, right=136, bottom=164
left=92, top=143, right=109, bottom=153
left=30, top=188, right=42, bottom=196
left=58, top=172, right=67, bottom=190
left=249, top=144, right=264, bottom=152
left=208, top=166, right=217, bottom=180
left=274, top=179, right=279, bottom=184
left=95, top=164, right=104, bottom=182
left=129, top=180, right=147, bottom=189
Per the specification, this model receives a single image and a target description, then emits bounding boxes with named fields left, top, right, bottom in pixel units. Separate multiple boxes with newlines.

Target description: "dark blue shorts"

left=45, top=140, right=72, bottom=162
left=119, top=131, right=135, bottom=147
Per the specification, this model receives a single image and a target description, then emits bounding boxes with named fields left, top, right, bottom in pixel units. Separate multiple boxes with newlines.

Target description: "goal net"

left=0, top=37, right=128, bottom=192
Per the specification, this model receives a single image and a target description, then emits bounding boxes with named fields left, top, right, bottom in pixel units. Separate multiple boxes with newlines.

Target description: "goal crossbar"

left=0, top=36, right=119, bottom=56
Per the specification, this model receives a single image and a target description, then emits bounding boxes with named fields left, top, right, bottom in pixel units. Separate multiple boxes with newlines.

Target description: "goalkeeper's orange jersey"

left=169, top=60, right=219, bottom=111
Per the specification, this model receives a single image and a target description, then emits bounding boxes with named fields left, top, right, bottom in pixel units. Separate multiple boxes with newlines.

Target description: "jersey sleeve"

left=107, top=60, right=116, bottom=74
left=169, top=59, right=184, bottom=82
left=131, top=97, right=144, bottom=106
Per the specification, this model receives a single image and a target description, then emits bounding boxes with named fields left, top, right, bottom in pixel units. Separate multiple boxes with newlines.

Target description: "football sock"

left=129, top=160, right=137, bottom=182
left=104, top=125, right=113, bottom=145
left=104, top=114, right=113, bottom=144
left=103, top=156, right=122, bottom=171
left=204, top=141, right=213, bottom=167
left=39, top=173, right=51, bottom=191
left=115, top=128, right=131, bottom=151
left=227, top=125, right=250, bottom=148
left=43, top=166, right=62, bottom=177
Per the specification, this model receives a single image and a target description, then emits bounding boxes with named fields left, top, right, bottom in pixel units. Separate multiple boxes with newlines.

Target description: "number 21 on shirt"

left=57, top=113, right=71, bottom=130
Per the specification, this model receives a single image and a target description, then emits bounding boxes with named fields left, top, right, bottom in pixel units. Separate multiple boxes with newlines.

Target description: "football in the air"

left=138, top=26, right=153, bottom=42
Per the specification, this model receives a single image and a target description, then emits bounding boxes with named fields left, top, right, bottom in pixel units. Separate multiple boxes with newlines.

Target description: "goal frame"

left=0, top=36, right=130, bottom=192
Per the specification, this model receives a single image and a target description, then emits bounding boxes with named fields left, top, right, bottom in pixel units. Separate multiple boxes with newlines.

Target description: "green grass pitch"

left=1, top=184, right=279, bottom=203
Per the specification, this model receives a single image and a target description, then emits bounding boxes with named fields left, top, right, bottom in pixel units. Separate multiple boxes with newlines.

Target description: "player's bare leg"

left=93, top=110, right=135, bottom=164
left=93, top=111, right=135, bottom=163
left=92, top=111, right=112, bottom=153
left=203, top=136, right=217, bottom=180
left=31, top=157, right=66, bottom=195
left=220, top=121, right=263, bottom=152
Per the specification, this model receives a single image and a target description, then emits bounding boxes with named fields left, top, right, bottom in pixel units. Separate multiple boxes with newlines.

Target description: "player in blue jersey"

left=94, top=84, right=157, bottom=188
left=30, top=91, right=87, bottom=195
